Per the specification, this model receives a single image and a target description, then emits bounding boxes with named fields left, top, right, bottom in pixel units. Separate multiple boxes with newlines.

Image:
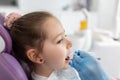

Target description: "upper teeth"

left=65, top=56, right=69, bottom=60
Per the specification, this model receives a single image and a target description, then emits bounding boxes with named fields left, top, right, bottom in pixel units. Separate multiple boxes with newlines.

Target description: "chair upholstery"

left=0, top=53, right=28, bottom=80
left=0, top=25, right=12, bottom=53
left=0, top=13, right=28, bottom=80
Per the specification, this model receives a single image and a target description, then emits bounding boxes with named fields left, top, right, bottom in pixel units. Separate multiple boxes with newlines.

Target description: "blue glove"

left=69, top=50, right=110, bottom=80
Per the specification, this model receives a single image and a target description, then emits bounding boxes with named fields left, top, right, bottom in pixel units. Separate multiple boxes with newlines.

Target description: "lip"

left=65, top=59, right=71, bottom=63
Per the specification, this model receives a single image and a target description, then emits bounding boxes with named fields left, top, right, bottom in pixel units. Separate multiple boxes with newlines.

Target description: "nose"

left=66, top=38, right=72, bottom=49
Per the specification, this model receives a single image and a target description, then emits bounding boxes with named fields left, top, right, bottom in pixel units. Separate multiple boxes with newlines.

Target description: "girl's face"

left=41, top=17, right=72, bottom=70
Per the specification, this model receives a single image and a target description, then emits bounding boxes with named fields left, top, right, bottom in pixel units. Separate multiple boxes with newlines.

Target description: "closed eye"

left=57, top=39, right=63, bottom=44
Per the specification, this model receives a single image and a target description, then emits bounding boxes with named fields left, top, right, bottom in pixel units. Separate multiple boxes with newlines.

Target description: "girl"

left=5, top=12, right=112, bottom=80
left=7, top=12, right=81, bottom=80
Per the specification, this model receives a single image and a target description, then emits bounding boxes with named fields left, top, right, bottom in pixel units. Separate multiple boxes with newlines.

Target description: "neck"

left=34, top=64, right=53, bottom=77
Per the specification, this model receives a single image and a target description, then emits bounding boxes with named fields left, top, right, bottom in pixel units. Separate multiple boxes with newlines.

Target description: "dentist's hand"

left=69, top=50, right=110, bottom=80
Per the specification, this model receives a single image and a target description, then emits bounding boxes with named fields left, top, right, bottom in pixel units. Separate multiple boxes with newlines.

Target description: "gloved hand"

left=69, top=50, right=110, bottom=80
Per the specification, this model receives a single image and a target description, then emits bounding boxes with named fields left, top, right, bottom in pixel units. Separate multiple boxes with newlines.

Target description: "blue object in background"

left=69, top=50, right=110, bottom=80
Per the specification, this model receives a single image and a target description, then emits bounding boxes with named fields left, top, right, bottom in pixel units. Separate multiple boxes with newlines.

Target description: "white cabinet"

left=91, top=36, right=120, bottom=78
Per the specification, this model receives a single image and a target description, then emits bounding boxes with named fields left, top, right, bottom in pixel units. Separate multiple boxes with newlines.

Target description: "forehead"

left=43, top=17, right=64, bottom=38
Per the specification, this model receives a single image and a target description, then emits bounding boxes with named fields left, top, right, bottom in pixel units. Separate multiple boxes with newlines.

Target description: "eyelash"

left=57, top=39, right=63, bottom=44
left=56, top=35, right=67, bottom=44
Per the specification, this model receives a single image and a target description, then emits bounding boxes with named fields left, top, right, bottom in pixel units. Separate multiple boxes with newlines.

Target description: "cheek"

left=48, top=53, right=65, bottom=69
left=53, top=51, right=65, bottom=61
left=43, top=43, right=67, bottom=60
left=47, top=48, right=66, bottom=62
left=43, top=46, right=67, bottom=69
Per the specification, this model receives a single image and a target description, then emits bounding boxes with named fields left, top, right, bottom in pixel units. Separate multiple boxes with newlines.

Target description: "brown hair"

left=10, top=11, right=54, bottom=71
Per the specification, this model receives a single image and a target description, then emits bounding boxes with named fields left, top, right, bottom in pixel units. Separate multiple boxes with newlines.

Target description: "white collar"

left=31, top=66, right=81, bottom=80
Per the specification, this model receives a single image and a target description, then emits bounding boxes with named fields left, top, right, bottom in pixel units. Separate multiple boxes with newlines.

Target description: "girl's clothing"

left=31, top=66, right=81, bottom=80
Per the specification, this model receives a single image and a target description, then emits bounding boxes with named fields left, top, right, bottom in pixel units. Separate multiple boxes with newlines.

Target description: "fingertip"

left=74, top=50, right=79, bottom=54
left=74, top=50, right=81, bottom=56
left=73, top=53, right=80, bottom=59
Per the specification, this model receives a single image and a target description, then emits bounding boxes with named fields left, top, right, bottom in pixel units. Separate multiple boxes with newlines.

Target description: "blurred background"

left=0, top=0, right=120, bottom=78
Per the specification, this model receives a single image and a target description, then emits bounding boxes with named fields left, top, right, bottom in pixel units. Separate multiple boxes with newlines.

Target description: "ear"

left=26, top=49, right=44, bottom=64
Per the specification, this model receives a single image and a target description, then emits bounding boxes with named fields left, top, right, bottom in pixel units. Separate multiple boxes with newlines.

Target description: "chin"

left=62, top=64, right=69, bottom=69
left=57, top=63, right=70, bottom=70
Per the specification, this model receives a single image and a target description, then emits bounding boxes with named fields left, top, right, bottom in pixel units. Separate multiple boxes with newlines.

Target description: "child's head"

left=10, top=11, right=72, bottom=73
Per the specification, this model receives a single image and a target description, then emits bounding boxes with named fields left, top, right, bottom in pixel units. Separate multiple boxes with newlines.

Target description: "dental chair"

left=0, top=14, right=29, bottom=80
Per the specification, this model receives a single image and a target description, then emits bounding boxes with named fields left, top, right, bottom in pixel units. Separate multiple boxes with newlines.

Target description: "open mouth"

left=65, top=55, right=72, bottom=63
left=65, top=56, right=70, bottom=60
left=65, top=52, right=74, bottom=62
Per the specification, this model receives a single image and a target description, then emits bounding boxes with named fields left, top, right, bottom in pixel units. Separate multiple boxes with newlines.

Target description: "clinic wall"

left=0, top=0, right=118, bottom=33
left=97, top=0, right=118, bottom=32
